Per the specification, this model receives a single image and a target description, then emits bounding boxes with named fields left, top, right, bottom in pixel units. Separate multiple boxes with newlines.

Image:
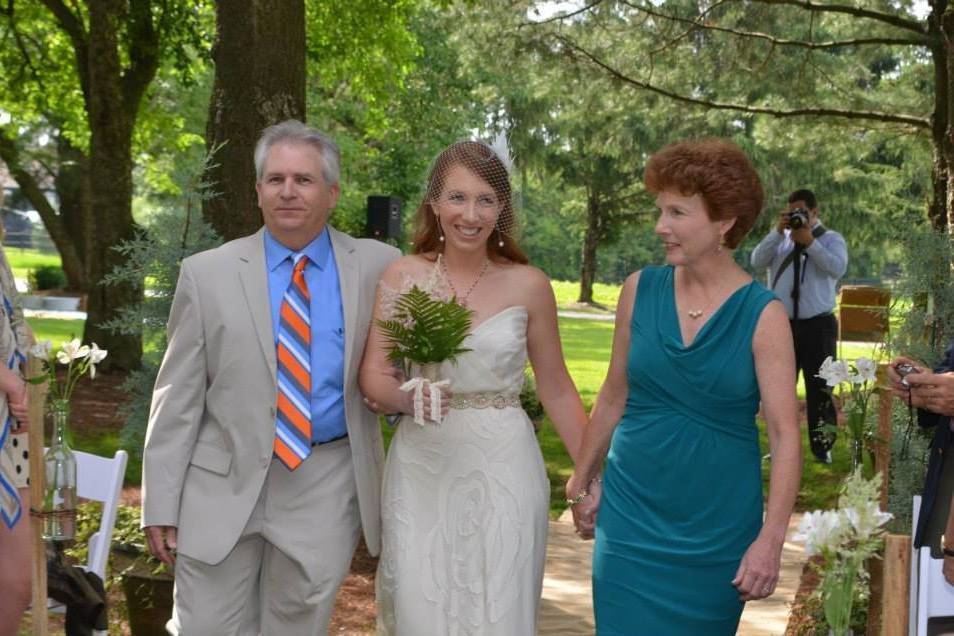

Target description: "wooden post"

left=27, top=356, right=48, bottom=636
left=866, top=555, right=885, bottom=636
left=880, top=534, right=911, bottom=636
left=875, top=363, right=893, bottom=510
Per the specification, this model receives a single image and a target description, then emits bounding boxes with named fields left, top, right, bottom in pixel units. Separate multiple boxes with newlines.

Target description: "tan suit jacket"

left=141, top=226, right=399, bottom=564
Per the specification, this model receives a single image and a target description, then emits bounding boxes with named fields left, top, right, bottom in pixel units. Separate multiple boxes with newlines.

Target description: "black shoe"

left=813, top=450, right=832, bottom=465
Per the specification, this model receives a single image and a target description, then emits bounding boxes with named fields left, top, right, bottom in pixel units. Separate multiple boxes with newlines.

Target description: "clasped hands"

left=887, top=356, right=954, bottom=417
left=565, top=473, right=601, bottom=540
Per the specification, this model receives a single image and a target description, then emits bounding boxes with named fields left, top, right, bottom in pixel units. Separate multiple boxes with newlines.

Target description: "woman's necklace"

left=687, top=309, right=704, bottom=319
left=440, top=255, right=489, bottom=307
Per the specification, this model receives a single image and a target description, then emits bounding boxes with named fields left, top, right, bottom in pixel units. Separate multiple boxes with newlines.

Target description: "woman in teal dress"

left=566, top=138, right=802, bottom=635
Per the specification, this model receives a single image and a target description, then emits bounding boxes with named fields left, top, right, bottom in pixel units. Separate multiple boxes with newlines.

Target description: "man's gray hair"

left=254, top=119, right=341, bottom=185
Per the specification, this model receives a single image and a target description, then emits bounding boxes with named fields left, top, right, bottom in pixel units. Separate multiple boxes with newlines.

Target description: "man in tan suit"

left=141, top=119, right=399, bottom=635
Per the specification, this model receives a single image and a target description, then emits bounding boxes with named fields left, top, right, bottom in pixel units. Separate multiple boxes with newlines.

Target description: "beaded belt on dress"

left=449, top=391, right=521, bottom=410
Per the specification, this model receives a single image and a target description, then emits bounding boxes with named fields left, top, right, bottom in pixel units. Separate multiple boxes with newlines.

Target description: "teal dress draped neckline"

left=592, top=265, right=777, bottom=635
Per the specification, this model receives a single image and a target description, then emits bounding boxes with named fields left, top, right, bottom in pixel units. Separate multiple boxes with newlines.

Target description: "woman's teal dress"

left=593, top=265, right=777, bottom=635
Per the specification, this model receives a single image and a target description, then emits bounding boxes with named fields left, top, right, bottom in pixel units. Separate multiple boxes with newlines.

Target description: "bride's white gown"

left=376, top=305, right=550, bottom=635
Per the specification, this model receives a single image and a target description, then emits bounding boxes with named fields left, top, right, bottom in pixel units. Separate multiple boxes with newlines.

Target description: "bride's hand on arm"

left=362, top=366, right=403, bottom=414
left=359, top=259, right=452, bottom=423
left=360, top=260, right=424, bottom=416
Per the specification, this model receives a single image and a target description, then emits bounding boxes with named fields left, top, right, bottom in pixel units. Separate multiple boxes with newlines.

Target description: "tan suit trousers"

left=167, top=437, right=359, bottom=636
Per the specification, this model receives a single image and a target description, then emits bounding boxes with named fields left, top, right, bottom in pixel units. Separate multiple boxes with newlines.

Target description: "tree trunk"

left=203, top=0, right=306, bottom=241
left=934, top=4, right=954, bottom=232
left=578, top=193, right=600, bottom=305
left=53, top=133, right=92, bottom=292
left=81, top=0, right=146, bottom=371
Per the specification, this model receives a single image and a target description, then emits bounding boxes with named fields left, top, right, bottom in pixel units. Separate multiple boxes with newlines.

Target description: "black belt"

left=790, top=311, right=834, bottom=323
left=311, top=433, right=348, bottom=447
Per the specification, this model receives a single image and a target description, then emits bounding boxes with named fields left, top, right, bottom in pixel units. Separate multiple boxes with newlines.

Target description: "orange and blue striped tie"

left=274, top=254, right=312, bottom=470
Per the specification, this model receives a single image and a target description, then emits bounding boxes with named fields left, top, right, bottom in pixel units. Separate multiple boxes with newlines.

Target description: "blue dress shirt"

left=264, top=229, right=346, bottom=443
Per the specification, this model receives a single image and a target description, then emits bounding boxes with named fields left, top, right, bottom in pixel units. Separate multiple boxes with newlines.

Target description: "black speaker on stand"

left=366, top=196, right=403, bottom=242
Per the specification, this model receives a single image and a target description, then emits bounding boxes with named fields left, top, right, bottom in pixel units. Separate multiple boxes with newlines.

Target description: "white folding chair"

left=73, top=448, right=128, bottom=580
left=47, top=448, right=128, bottom=633
left=911, top=494, right=954, bottom=635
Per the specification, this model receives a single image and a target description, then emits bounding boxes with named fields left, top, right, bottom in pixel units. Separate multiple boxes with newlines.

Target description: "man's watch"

left=941, top=534, right=954, bottom=557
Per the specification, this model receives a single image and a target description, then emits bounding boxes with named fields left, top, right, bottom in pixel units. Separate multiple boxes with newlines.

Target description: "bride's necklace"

left=440, top=255, right=489, bottom=308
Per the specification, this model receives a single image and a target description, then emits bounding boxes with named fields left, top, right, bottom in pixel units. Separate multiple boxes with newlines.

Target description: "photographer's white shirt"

left=750, top=221, right=848, bottom=320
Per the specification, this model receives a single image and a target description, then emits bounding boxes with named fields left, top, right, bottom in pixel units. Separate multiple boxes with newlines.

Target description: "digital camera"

left=896, top=362, right=921, bottom=387
left=788, top=208, right=810, bottom=230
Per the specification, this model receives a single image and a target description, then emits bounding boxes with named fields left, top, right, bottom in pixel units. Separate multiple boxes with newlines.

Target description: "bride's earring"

left=436, top=213, right=445, bottom=243
left=496, top=228, right=504, bottom=248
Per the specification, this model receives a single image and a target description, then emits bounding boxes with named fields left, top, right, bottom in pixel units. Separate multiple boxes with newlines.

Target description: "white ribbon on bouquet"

left=399, top=376, right=451, bottom=426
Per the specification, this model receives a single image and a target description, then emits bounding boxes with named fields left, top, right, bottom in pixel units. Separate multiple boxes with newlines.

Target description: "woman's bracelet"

left=566, top=488, right=588, bottom=506
left=566, top=475, right=602, bottom=506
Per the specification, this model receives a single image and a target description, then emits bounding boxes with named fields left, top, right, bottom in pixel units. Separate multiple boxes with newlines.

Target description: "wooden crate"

left=839, top=285, right=890, bottom=343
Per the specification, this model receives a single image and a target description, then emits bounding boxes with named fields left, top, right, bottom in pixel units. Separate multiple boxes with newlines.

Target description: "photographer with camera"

left=751, top=189, right=848, bottom=464
left=888, top=349, right=954, bottom=567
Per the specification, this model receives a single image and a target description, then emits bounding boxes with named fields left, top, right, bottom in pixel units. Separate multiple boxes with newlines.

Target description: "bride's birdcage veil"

left=412, top=134, right=526, bottom=263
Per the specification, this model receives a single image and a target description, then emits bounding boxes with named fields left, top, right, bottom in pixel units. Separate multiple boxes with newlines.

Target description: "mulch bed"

left=29, top=370, right=379, bottom=634
left=785, top=555, right=888, bottom=636
left=785, top=557, right=824, bottom=635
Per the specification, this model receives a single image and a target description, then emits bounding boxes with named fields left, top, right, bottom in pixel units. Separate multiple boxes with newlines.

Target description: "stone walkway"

left=539, top=511, right=806, bottom=635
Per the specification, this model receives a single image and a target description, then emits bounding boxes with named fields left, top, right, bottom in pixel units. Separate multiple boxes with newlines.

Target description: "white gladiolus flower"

left=57, top=338, right=90, bottom=364
left=843, top=501, right=893, bottom=541
left=88, top=343, right=107, bottom=364
left=795, top=509, right=844, bottom=556
left=87, top=343, right=108, bottom=378
left=817, top=356, right=851, bottom=387
left=853, top=358, right=878, bottom=384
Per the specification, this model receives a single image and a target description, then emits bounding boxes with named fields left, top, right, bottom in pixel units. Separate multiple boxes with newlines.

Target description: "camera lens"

left=789, top=209, right=808, bottom=229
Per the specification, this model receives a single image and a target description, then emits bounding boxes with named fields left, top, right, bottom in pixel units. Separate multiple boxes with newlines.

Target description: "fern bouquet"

left=376, top=285, right=473, bottom=377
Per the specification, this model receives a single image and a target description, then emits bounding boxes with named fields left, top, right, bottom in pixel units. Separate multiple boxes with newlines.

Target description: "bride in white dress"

left=359, top=140, right=588, bottom=635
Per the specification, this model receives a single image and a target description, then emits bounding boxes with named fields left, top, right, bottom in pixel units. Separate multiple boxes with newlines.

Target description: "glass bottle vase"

left=42, top=399, right=77, bottom=542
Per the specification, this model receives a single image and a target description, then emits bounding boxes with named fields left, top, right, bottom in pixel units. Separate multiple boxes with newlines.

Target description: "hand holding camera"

left=787, top=208, right=814, bottom=246
left=896, top=363, right=922, bottom=387
left=888, top=357, right=929, bottom=410
left=888, top=357, right=923, bottom=388
left=787, top=208, right=810, bottom=230
left=777, top=207, right=814, bottom=245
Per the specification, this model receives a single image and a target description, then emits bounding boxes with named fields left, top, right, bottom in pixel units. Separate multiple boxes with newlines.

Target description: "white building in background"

left=0, top=168, right=57, bottom=252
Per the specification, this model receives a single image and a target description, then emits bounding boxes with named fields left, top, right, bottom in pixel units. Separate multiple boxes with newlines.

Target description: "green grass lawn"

left=551, top=280, right=620, bottom=313
left=26, top=317, right=85, bottom=345
left=5, top=247, right=61, bottom=282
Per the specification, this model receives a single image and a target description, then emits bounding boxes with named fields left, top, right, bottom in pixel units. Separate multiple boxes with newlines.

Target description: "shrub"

left=887, top=399, right=931, bottom=534
left=103, top=152, right=221, bottom=466
left=28, top=265, right=67, bottom=291
left=520, top=368, right=545, bottom=426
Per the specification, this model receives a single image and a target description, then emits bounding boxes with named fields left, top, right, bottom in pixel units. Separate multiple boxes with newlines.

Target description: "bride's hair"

left=413, top=140, right=528, bottom=264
